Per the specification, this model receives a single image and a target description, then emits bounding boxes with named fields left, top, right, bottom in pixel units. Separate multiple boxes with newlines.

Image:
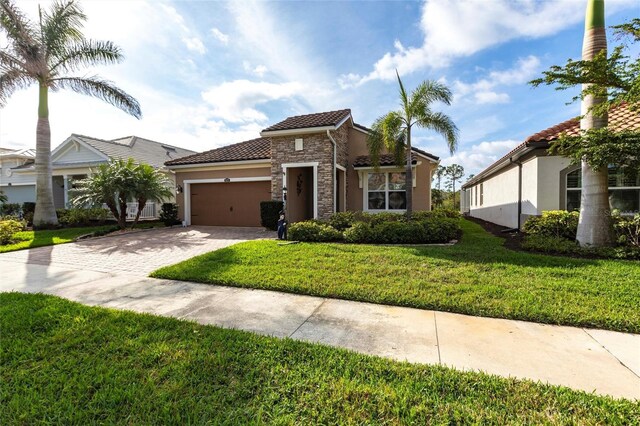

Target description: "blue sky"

left=0, top=0, right=637, bottom=178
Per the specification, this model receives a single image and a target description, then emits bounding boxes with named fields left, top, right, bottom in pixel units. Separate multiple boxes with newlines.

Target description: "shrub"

left=0, top=203, right=21, bottom=217
left=288, top=221, right=343, bottom=242
left=430, top=208, right=462, bottom=219
left=22, top=202, right=36, bottom=225
left=328, top=211, right=357, bottom=231
left=522, top=234, right=580, bottom=254
left=344, top=222, right=373, bottom=243
left=260, top=201, right=284, bottom=231
left=57, top=207, right=109, bottom=226
left=522, top=210, right=579, bottom=239
left=159, top=203, right=180, bottom=226
left=613, top=214, right=640, bottom=248
left=345, top=218, right=460, bottom=244
left=0, top=219, right=26, bottom=245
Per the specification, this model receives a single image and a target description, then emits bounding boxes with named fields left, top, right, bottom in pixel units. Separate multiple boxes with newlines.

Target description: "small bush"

left=57, top=208, right=109, bottom=227
left=328, top=211, right=357, bottom=231
left=0, top=203, right=21, bottom=217
left=431, top=208, right=462, bottom=219
left=288, top=221, right=343, bottom=242
left=344, top=221, right=373, bottom=243
left=260, top=201, right=284, bottom=231
left=159, top=203, right=180, bottom=226
left=0, top=219, right=26, bottom=245
left=522, top=235, right=580, bottom=254
left=613, top=214, right=640, bottom=248
left=522, top=210, right=579, bottom=239
left=344, top=218, right=460, bottom=244
left=22, top=202, right=36, bottom=225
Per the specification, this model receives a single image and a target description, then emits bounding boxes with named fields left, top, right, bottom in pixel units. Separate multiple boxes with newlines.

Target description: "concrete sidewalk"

left=1, top=259, right=638, bottom=400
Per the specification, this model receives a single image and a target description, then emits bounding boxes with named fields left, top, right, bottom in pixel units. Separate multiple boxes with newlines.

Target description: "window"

left=367, top=172, right=406, bottom=210
left=474, top=185, right=478, bottom=206
left=480, top=183, right=484, bottom=206
left=566, top=166, right=640, bottom=214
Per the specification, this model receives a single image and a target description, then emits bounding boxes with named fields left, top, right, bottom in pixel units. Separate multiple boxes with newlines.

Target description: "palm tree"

left=367, top=71, right=458, bottom=217
left=0, top=0, right=141, bottom=227
left=130, top=164, right=172, bottom=228
left=577, top=0, right=611, bottom=246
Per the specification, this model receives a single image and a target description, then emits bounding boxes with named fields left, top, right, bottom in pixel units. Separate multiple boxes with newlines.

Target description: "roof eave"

left=165, top=158, right=271, bottom=169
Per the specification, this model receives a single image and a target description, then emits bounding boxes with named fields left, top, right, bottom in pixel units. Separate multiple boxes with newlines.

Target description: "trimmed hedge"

left=522, top=210, right=579, bottom=240
left=56, top=208, right=109, bottom=227
left=288, top=221, right=343, bottom=242
left=159, top=203, right=181, bottom=226
left=522, top=234, right=640, bottom=260
left=0, top=219, right=26, bottom=245
left=260, top=201, right=284, bottom=231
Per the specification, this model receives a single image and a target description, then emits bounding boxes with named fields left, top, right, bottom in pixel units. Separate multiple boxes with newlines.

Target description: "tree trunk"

left=132, top=198, right=146, bottom=229
left=33, top=84, right=59, bottom=227
left=405, top=127, right=413, bottom=219
left=452, top=180, right=456, bottom=210
left=117, top=195, right=128, bottom=229
left=576, top=0, right=611, bottom=247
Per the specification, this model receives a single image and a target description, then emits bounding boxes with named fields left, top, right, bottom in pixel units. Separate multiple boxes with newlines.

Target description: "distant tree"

left=466, top=173, right=475, bottom=182
left=445, top=164, right=464, bottom=210
left=431, top=188, right=445, bottom=209
left=0, top=0, right=141, bottom=227
left=368, top=71, right=458, bottom=217
left=433, top=165, right=447, bottom=191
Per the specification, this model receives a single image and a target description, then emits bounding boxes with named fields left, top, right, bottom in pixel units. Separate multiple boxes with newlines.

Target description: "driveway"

left=0, top=226, right=272, bottom=276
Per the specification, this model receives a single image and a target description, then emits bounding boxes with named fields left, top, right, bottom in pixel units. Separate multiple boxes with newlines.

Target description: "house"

left=0, top=147, right=36, bottom=204
left=460, top=104, right=640, bottom=229
left=1, top=134, right=196, bottom=217
left=165, top=109, right=440, bottom=226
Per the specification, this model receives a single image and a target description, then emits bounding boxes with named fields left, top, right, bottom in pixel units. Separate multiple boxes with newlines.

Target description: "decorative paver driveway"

left=0, top=226, right=272, bottom=275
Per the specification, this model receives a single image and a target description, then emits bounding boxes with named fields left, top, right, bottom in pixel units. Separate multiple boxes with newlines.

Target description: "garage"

left=189, top=181, right=271, bottom=226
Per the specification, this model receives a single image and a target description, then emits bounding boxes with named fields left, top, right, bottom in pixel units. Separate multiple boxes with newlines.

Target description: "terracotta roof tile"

left=353, top=153, right=420, bottom=168
left=262, top=109, right=351, bottom=132
left=165, top=138, right=270, bottom=166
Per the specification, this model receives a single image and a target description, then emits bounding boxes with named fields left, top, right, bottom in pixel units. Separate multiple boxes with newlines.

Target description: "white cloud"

left=440, top=140, right=521, bottom=175
left=453, top=55, right=540, bottom=105
left=345, top=0, right=637, bottom=85
left=211, top=27, right=229, bottom=44
left=242, top=61, right=269, bottom=77
left=183, top=36, right=206, bottom=54
left=201, top=80, right=305, bottom=123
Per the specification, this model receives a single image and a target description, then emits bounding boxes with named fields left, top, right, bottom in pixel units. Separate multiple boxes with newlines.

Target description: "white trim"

left=363, top=170, right=409, bottom=212
left=334, top=114, right=352, bottom=130
left=0, top=182, right=35, bottom=187
left=51, top=136, right=109, bottom=163
left=411, top=150, right=439, bottom=164
left=261, top=126, right=336, bottom=137
left=166, top=159, right=270, bottom=169
left=183, top=176, right=271, bottom=226
left=352, top=125, right=370, bottom=135
left=63, top=175, right=69, bottom=207
left=335, top=164, right=346, bottom=172
left=281, top=162, right=318, bottom=219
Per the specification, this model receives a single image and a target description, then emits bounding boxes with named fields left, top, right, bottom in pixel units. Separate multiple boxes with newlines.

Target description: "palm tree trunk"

left=405, top=128, right=413, bottom=218
left=576, top=0, right=611, bottom=247
left=33, top=84, right=59, bottom=227
left=132, top=198, right=146, bottom=229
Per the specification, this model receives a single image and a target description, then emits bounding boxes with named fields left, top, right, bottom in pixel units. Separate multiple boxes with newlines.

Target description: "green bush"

left=328, top=211, right=357, bottom=231
left=57, top=207, right=109, bottom=226
left=344, top=218, right=460, bottom=244
left=22, top=202, right=36, bottom=225
left=613, top=214, right=640, bottom=248
left=159, top=203, right=180, bottom=226
left=288, top=221, right=343, bottom=242
left=343, top=222, right=373, bottom=243
left=0, top=219, right=26, bottom=245
left=0, top=203, right=21, bottom=217
left=430, top=208, right=462, bottom=219
left=522, top=235, right=580, bottom=254
left=522, top=210, right=579, bottom=239
left=260, top=201, right=284, bottom=231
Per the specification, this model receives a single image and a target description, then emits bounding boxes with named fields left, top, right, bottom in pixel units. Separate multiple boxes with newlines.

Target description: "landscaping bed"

left=152, top=219, right=640, bottom=333
left=1, top=293, right=637, bottom=424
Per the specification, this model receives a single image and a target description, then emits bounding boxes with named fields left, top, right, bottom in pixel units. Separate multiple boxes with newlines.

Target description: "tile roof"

left=72, top=134, right=197, bottom=169
left=262, top=109, right=351, bottom=132
left=353, top=153, right=418, bottom=168
left=462, top=103, right=640, bottom=189
left=165, top=138, right=270, bottom=166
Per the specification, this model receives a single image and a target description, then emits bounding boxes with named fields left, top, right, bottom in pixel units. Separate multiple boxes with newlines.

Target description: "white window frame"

left=565, top=168, right=640, bottom=215
left=364, top=171, right=407, bottom=212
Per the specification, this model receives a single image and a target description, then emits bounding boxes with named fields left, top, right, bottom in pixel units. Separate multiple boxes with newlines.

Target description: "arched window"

left=566, top=166, right=640, bottom=214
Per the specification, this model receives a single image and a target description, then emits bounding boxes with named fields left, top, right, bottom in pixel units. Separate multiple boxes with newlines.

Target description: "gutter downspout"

left=510, top=157, right=523, bottom=230
left=327, top=130, right=337, bottom=213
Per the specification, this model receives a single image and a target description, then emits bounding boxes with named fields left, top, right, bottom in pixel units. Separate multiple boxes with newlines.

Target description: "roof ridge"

left=278, top=108, right=351, bottom=120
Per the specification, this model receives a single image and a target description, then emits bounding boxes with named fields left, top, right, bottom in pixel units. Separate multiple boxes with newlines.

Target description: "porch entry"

left=286, top=166, right=314, bottom=223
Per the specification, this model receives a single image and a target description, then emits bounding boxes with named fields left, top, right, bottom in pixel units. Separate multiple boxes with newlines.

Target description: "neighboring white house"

left=461, top=104, right=640, bottom=229
left=1, top=134, right=196, bottom=218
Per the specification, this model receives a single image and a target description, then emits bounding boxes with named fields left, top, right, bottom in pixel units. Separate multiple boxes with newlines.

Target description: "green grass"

left=0, top=225, right=118, bottom=253
left=152, top=219, right=640, bottom=333
left=1, top=293, right=637, bottom=424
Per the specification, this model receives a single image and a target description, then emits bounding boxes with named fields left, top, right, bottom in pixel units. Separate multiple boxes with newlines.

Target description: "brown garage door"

left=190, top=181, right=271, bottom=226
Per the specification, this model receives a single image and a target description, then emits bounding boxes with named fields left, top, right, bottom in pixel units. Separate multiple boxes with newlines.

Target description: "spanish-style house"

left=166, top=109, right=440, bottom=226
left=460, top=104, right=640, bottom=229
left=1, top=134, right=195, bottom=218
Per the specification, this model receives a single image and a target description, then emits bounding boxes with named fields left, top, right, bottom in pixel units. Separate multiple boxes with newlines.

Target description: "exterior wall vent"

left=294, top=138, right=303, bottom=151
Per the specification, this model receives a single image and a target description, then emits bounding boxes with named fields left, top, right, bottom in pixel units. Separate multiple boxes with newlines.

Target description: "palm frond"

left=51, top=75, right=142, bottom=118
left=396, top=69, right=409, bottom=114
left=39, top=0, right=85, bottom=58
left=50, top=39, right=122, bottom=73
left=0, top=50, right=27, bottom=73
left=409, top=80, right=454, bottom=119
left=368, top=111, right=405, bottom=169
left=0, top=0, right=39, bottom=61
left=0, top=70, right=33, bottom=106
left=416, top=111, right=459, bottom=155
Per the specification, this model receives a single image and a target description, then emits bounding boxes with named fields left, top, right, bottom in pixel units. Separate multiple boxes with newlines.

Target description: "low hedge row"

left=288, top=212, right=461, bottom=244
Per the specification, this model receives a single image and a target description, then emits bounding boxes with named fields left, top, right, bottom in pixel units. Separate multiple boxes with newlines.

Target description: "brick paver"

left=0, top=226, right=272, bottom=275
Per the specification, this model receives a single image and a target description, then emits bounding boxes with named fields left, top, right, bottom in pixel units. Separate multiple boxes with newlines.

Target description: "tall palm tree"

left=367, top=71, right=458, bottom=216
left=577, top=0, right=611, bottom=246
left=0, top=0, right=141, bottom=227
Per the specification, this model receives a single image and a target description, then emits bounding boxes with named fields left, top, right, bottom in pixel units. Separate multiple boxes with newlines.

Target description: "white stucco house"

left=461, top=104, right=640, bottom=229
left=0, top=134, right=195, bottom=217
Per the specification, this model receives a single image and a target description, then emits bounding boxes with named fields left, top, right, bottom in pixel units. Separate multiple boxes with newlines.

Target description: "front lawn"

left=152, top=219, right=640, bottom=333
left=1, top=293, right=637, bottom=424
left=0, top=225, right=118, bottom=253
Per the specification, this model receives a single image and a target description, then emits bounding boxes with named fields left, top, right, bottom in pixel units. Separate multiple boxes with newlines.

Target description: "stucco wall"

left=537, top=156, right=571, bottom=212
left=521, top=157, right=538, bottom=216
left=468, top=164, right=520, bottom=229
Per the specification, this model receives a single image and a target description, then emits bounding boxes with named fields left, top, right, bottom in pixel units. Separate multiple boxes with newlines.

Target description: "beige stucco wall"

left=173, top=165, right=271, bottom=221
left=537, top=155, right=571, bottom=212
left=346, top=127, right=434, bottom=212
left=468, top=164, right=520, bottom=229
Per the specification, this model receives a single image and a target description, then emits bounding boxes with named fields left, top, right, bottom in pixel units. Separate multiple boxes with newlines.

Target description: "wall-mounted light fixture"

left=176, top=184, right=183, bottom=194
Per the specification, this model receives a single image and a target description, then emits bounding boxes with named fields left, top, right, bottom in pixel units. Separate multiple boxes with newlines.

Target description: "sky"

left=0, top=0, right=638, bottom=179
